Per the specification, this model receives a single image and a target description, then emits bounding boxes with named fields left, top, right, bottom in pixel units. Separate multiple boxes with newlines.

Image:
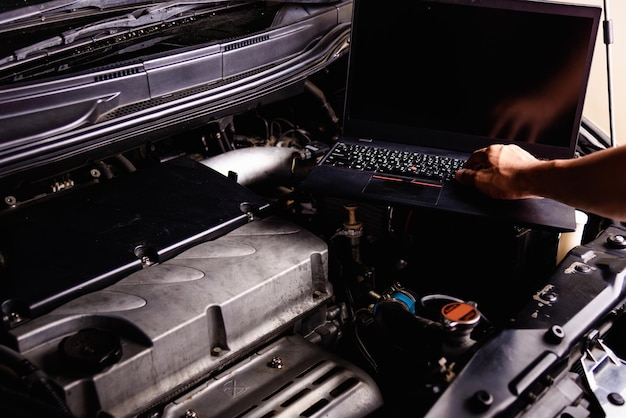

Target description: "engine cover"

left=3, top=216, right=369, bottom=418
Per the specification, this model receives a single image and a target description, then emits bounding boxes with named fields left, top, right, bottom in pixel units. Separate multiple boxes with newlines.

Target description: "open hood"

left=0, top=0, right=351, bottom=190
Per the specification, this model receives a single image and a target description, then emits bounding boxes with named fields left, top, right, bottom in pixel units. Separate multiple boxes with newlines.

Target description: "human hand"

left=455, top=144, right=541, bottom=200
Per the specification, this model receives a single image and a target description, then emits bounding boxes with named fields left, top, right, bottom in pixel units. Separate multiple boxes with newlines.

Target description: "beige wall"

left=563, top=0, right=624, bottom=146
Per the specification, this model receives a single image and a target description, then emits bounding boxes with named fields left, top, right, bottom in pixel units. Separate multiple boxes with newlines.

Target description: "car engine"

left=1, top=1, right=626, bottom=417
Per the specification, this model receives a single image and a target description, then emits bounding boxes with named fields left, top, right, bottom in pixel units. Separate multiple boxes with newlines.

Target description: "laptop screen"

left=343, top=0, right=601, bottom=159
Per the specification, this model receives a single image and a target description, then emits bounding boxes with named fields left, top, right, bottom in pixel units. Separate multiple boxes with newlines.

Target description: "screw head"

left=268, top=356, right=284, bottom=369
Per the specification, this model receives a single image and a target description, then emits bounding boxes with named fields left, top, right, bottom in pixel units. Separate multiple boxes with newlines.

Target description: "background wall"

left=564, top=0, right=624, bottom=146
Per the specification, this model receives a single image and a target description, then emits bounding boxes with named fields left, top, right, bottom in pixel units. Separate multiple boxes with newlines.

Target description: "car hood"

left=0, top=0, right=351, bottom=187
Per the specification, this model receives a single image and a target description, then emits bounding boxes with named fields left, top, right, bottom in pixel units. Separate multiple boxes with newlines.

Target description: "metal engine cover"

left=162, top=334, right=383, bottom=418
left=5, top=216, right=339, bottom=418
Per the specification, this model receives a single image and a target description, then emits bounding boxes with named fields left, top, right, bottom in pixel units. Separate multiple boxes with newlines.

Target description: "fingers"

left=462, top=147, right=489, bottom=170
left=456, top=148, right=488, bottom=185
left=454, top=168, right=475, bottom=186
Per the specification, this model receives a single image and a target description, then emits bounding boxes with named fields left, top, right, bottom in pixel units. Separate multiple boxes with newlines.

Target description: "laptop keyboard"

left=322, top=142, right=467, bottom=182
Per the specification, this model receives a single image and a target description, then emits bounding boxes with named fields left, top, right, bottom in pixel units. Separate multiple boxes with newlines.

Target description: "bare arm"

left=455, top=144, right=626, bottom=221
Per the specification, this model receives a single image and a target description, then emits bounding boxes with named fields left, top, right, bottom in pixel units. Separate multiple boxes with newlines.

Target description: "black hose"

left=0, top=344, right=75, bottom=418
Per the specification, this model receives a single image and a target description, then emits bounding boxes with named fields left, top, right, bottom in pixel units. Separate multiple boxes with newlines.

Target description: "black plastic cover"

left=0, top=157, right=269, bottom=330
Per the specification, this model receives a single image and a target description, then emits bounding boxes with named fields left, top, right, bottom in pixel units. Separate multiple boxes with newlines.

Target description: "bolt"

left=184, top=409, right=199, bottom=418
left=268, top=356, right=284, bottom=369
left=544, top=325, right=565, bottom=344
left=607, top=235, right=626, bottom=249
left=4, top=196, right=16, bottom=206
left=468, top=389, right=493, bottom=412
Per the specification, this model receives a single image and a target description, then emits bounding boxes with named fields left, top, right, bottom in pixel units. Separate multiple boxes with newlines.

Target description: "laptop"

left=300, top=0, right=602, bottom=232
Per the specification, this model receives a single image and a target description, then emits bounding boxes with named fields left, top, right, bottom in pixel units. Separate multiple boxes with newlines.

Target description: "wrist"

left=516, top=160, right=551, bottom=198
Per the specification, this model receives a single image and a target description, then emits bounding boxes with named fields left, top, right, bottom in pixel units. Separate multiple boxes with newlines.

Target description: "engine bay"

left=2, top=55, right=626, bottom=418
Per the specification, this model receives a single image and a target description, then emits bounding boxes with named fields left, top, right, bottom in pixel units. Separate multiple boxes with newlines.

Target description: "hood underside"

left=0, top=0, right=351, bottom=189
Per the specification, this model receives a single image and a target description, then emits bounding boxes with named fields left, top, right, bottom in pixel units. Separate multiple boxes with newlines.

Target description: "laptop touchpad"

left=363, top=175, right=443, bottom=205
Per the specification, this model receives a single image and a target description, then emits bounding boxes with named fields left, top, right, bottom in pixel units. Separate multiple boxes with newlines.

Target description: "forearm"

left=527, top=147, right=626, bottom=220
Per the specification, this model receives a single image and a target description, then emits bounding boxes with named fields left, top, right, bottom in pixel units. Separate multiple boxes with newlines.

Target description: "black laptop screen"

left=344, top=0, right=601, bottom=159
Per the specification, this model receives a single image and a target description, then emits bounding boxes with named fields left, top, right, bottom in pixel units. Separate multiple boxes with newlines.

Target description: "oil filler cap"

left=59, top=328, right=122, bottom=373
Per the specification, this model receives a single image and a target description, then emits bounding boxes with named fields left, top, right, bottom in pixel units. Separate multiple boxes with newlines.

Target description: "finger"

left=455, top=168, right=475, bottom=185
left=463, top=150, right=488, bottom=170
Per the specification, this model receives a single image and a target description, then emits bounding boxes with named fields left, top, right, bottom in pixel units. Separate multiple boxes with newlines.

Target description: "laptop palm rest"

left=364, top=174, right=443, bottom=205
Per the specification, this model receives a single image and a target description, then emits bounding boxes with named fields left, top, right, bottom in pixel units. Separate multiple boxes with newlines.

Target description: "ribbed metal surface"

left=161, top=334, right=383, bottom=418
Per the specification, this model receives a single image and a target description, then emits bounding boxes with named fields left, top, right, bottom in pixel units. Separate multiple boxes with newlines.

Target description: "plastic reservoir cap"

left=441, top=302, right=480, bottom=325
